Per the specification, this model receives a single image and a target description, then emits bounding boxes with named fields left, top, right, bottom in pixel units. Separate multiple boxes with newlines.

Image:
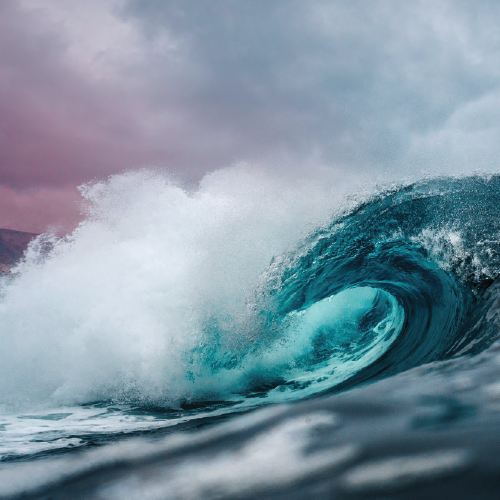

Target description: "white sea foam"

left=0, top=165, right=355, bottom=410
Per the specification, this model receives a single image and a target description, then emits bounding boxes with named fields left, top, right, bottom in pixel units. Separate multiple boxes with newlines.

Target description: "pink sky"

left=0, top=185, right=81, bottom=234
left=0, top=0, right=238, bottom=232
left=2, top=0, right=500, bottom=233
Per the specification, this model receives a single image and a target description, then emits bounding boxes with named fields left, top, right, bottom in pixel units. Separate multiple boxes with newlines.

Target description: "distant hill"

left=0, top=229, right=38, bottom=274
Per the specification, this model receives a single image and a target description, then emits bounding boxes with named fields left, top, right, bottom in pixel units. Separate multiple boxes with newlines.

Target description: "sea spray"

left=0, top=167, right=344, bottom=410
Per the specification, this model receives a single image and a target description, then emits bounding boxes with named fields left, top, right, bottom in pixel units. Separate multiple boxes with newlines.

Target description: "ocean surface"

left=2, top=172, right=500, bottom=498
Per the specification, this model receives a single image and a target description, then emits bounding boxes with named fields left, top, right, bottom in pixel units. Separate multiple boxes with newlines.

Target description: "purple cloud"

left=2, top=0, right=500, bottom=230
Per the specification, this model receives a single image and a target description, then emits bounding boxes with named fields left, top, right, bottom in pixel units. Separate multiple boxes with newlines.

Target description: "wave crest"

left=1, top=173, right=500, bottom=410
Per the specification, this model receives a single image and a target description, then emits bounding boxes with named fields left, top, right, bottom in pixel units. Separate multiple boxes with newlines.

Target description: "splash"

left=2, top=171, right=500, bottom=461
left=0, top=168, right=342, bottom=409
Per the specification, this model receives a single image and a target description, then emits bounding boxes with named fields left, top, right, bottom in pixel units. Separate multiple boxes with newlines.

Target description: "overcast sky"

left=2, top=0, right=500, bottom=232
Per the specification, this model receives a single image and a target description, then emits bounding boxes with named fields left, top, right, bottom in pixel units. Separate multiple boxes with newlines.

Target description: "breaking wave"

left=1, top=171, right=500, bottom=416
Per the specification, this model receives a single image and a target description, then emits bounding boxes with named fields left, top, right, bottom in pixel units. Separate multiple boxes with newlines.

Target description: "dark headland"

left=0, top=228, right=38, bottom=274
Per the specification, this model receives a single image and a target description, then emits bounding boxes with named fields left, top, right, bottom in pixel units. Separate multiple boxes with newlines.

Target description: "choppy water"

left=3, top=172, right=500, bottom=498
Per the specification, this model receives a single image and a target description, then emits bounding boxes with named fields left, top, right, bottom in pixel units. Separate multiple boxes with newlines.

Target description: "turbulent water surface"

left=3, top=173, right=500, bottom=498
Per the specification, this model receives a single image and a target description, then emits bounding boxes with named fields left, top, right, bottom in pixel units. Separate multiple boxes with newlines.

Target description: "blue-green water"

left=1, top=174, right=500, bottom=468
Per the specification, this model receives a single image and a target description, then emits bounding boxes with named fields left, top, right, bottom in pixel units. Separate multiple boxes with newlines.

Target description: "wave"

left=253, top=175, right=500, bottom=399
left=1, top=172, right=500, bottom=415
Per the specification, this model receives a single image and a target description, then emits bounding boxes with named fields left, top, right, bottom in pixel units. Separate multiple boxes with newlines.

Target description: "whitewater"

left=2, top=168, right=500, bottom=498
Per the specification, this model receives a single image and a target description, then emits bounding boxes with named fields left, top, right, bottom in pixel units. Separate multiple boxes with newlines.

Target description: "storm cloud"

left=2, top=0, right=500, bottom=230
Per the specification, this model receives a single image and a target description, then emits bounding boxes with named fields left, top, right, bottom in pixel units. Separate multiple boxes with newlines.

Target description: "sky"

left=2, top=0, right=500, bottom=233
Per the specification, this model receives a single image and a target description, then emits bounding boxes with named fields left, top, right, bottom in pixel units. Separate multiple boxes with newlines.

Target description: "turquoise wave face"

left=256, top=286, right=404, bottom=401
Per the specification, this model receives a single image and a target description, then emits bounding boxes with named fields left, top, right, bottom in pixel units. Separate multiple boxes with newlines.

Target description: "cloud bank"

left=1, top=0, right=500, bottom=230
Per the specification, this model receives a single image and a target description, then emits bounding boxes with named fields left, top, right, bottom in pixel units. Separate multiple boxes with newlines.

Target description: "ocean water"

left=2, top=171, right=500, bottom=498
